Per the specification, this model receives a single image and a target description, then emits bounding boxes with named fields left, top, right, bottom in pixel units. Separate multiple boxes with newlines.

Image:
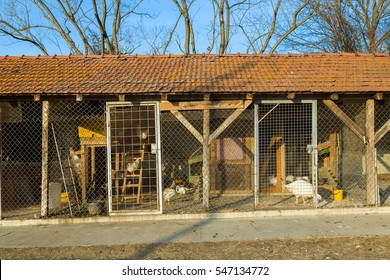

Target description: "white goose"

left=163, top=180, right=176, bottom=205
left=285, top=179, right=322, bottom=204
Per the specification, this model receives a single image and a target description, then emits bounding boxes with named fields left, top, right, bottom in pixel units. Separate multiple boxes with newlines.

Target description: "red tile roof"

left=0, top=53, right=389, bottom=96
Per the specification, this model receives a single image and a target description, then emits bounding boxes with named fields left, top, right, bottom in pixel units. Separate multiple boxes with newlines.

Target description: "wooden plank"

left=81, top=145, right=88, bottom=204
left=160, top=100, right=247, bottom=111
left=276, top=142, right=286, bottom=192
left=115, top=153, right=120, bottom=196
left=260, top=136, right=282, bottom=185
left=330, top=93, right=339, bottom=100
left=373, top=93, right=383, bottom=100
left=171, top=111, right=203, bottom=143
left=41, top=101, right=50, bottom=217
left=0, top=107, right=2, bottom=218
left=91, top=146, right=95, bottom=189
left=365, top=99, right=376, bottom=205
left=208, top=100, right=253, bottom=144
left=203, top=109, right=210, bottom=209
left=287, top=93, right=295, bottom=99
left=375, top=118, right=390, bottom=144
left=329, top=132, right=338, bottom=177
left=323, top=100, right=365, bottom=143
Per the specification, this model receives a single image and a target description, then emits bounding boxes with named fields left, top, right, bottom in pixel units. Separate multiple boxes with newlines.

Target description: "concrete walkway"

left=0, top=208, right=389, bottom=248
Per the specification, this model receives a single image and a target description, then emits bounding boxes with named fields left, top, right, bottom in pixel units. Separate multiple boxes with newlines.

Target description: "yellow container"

left=333, top=190, right=343, bottom=201
left=61, top=192, right=69, bottom=203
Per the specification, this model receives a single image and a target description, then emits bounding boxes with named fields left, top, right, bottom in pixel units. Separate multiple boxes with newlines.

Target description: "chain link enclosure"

left=0, top=99, right=389, bottom=219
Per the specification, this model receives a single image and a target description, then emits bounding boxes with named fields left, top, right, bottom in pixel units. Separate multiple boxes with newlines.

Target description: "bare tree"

left=208, top=0, right=254, bottom=54
left=172, top=0, right=196, bottom=54
left=289, top=0, right=390, bottom=53
left=236, top=0, right=330, bottom=54
left=0, top=0, right=147, bottom=55
left=347, top=0, right=390, bottom=53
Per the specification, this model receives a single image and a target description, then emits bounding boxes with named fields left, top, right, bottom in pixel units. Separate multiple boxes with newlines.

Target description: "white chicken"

left=269, top=176, right=277, bottom=187
left=269, top=175, right=295, bottom=186
left=163, top=180, right=176, bottom=205
left=284, top=179, right=322, bottom=204
left=286, top=175, right=295, bottom=184
left=296, top=176, right=310, bottom=182
left=126, top=158, right=141, bottom=173
left=176, top=185, right=191, bottom=195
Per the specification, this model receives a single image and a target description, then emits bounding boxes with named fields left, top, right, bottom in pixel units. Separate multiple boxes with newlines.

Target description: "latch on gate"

left=151, top=143, right=157, bottom=154
left=307, top=144, right=316, bottom=154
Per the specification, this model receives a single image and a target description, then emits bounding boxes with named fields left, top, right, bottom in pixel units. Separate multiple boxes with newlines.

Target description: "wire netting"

left=256, top=102, right=315, bottom=208
left=375, top=101, right=390, bottom=206
left=317, top=100, right=368, bottom=207
left=0, top=99, right=389, bottom=220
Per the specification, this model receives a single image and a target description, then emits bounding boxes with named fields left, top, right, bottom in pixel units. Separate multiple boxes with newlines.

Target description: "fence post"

left=0, top=106, right=2, bottom=219
left=41, top=101, right=50, bottom=217
left=203, top=109, right=210, bottom=209
left=365, top=99, right=376, bottom=206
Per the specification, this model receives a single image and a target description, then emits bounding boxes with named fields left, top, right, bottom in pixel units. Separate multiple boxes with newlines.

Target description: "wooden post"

left=0, top=106, right=2, bottom=219
left=366, top=99, right=376, bottom=205
left=329, top=132, right=338, bottom=176
left=203, top=109, right=210, bottom=209
left=114, top=152, right=120, bottom=199
left=41, top=101, right=50, bottom=217
left=276, top=141, right=286, bottom=192
left=81, top=145, right=88, bottom=204
left=91, top=146, right=95, bottom=189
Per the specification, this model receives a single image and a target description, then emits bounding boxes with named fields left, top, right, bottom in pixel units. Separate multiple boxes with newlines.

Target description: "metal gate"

left=106, top=102, right=162, bottom=214
left=254, top=100, right=318, bottom=207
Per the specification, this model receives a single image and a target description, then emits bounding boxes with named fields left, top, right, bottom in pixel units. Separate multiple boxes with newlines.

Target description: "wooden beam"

left=0, top=107, right=2, bottom=218
left=330, top=93, right=339, bottom=101
left=118, top=95, right=125, bottom=102
left=81, top=145, right=88, bottom=204
left=276, top=142, right=286, bottom=192
left=203, top=109, right=210, bottom=209
left=329, top=132, right=338, bottom=177
left=41, top=101, right=50, bottom=217
left=171, top=111, right=203, bottom=143
left=323, top=100, right=365, bottom=143
left=160, top=100, right=249, bottom=111
left=208, top=100, right=253, bottom=144
left=91, top=146, right=96, bottom=189
left=365, top=99, right=376, bottom=205
left=375, top=118, right=390, bottom=144
left=287, top=93, right=295, bottom=100
left=373, top=93, right=383, bottom=100
left=76, top=94, right=83, bottom=102
left=34, top=94, right=40, bottom=101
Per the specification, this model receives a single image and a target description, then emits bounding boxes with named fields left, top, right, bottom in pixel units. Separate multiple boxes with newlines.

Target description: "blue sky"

left=0, top=0, right=246, bottom=56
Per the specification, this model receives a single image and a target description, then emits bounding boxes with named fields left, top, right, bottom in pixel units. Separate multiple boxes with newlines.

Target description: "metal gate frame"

left=106, top=101, right=163, bottom=214
left=254, top=100, right=318, bottom=207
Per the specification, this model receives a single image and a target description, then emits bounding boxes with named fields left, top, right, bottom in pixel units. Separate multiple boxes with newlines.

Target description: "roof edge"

left=1, top=52, right=389, bottom=60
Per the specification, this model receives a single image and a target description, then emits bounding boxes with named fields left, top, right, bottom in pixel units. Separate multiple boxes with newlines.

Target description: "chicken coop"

left=0, top=53, right=389, bottom=221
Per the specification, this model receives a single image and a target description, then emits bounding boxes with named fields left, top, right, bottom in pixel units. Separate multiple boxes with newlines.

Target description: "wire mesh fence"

left=317, top=100, right=368, bottom=207
left=108, top=103, right=159, bottom=213
left=1, top=102, right=42, bottom=219
left=0, top=99, right=389, bottom=220
left=375, top=101, right=390, bottom=206
left=256, top=102, right=316, bottom=208
left=47, top=101, right=107, bottom=218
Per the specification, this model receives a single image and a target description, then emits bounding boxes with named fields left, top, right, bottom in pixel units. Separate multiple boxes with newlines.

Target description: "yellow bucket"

left=333, top=190, right=343, bottom=201
left=61, top=192, right=69, bottom=203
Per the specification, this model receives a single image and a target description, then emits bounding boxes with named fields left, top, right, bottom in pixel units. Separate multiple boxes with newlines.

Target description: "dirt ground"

left=1, top=235, right=389, bottom=260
